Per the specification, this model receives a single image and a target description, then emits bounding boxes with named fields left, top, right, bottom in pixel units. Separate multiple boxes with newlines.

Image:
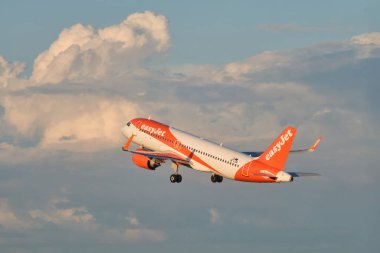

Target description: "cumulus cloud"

left=30, top=11, right=169, bottom=84
left=2, top=94, right=140, bottom=151
left=0, top=11, right=379, bottom=162
left=0, top=11, right=169, bottom=152
left=0, top=12, right=379, bottom=249
left=0, top=56, right=27, bottom=90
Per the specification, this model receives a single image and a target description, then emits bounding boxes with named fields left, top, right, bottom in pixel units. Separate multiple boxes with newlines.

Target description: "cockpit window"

left=126, top=122, right=131, bottom=126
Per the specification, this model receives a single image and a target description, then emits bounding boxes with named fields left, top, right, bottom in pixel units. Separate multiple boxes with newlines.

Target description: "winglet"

left=122, top=135, right=134, bottom=151
left=309, top=136, right=322, bottom=152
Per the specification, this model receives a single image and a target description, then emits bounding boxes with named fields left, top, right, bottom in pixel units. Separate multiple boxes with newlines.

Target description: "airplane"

left=121, top=118, right=321, bottom=183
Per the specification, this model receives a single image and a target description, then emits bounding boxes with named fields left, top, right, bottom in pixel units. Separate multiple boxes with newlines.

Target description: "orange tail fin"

left=257, top=126, right=297, bottom=170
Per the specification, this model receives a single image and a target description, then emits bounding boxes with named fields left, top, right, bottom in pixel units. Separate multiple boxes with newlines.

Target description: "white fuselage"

left=122, top=122, right=254, bottom=179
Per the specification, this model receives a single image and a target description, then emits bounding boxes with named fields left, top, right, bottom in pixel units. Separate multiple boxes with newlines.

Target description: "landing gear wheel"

left=170, top=174, right=182, bottom=183
left=211, top=174, right=223, bottom=183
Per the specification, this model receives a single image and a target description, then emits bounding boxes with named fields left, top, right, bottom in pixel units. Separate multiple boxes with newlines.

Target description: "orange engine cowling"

left=132, top=149, right=160, bottom=170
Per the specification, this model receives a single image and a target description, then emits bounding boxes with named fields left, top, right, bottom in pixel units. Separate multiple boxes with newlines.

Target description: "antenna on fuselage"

left=148, top=115, right=151, bottom=120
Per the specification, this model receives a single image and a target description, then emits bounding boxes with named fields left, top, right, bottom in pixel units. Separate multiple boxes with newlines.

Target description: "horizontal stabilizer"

left=288, top=172, right=320, bottom=177
left=289, top=136, right=322, bottom=153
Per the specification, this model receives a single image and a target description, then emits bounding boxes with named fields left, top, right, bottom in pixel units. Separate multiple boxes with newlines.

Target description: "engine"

left=132, top=149, right=160, bottom=170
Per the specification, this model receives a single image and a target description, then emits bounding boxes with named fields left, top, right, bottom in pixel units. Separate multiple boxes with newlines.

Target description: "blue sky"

left=1, top=0, right=380, bottom=69
left=0, top=1, right=379, bottom=253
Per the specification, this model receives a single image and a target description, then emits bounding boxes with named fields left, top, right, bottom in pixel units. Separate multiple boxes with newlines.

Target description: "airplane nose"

left=121, top=125, right=131, bottom=138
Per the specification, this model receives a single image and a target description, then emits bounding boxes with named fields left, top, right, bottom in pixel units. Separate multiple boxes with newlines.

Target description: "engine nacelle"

left=132, top=149, right=160, bottom=170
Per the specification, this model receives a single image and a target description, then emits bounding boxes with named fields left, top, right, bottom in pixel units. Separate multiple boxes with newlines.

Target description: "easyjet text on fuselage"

left=140, top=124, right=166, bottom=137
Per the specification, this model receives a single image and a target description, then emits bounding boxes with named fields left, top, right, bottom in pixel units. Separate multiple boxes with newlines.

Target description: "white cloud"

left=0, top=11, right=169, bottom=152
left=30, top=11, right=170, bottom=84
left=124, top=228, right=166, bottom=242
left=209, top=208, right=221, bottom=224
left=103, top=214, right=166, bottom=243
left=221, top=51, right=287, bottom=82
left=2, top=94, right=140, bottom=151
left=183, top=33, right=380, bottom=84
left=350, top=32, right=380, bottom=59
left=0, top=199, right=32, bottom=230
left=1, top=190, right=168, bottom=245
left=0, top=11, right=379, bottom=164
left=0, top=56, right=27, bottom=90
left=0, top=11, right=170, bottom=153
left=0, top=199, right=22, bottom=228
left=28, top=193, right=98, bottom=233
left=29, top=206, right=95, bottom=225
left=25, top=192, right=166, bottom=243
left=2, top=9, right=379, bottom=250
left=123, top=214, right=166, bottom=242
left=126, top=214, right=140, bottom=226
left=351, top=32, right=380, bottom=46
left=312, top=108, right=332, bottom=119
left=185, top=51, right=289, bottom=84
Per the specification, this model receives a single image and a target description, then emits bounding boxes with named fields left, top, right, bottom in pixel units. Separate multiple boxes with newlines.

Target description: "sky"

left=0, top=1, right=380, bottom=253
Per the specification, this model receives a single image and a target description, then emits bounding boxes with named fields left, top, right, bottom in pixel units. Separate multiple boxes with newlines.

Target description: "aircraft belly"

left=189, top=160, right=236, bottom=179
left=190, top=163, right=211, bottom=172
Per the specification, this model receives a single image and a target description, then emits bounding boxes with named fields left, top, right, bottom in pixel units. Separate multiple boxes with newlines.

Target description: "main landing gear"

left=170, top=174, right=182, bottom=183
left=170, top=162, right=182, bottom=183
left=211, top=174, right=223, bottom=183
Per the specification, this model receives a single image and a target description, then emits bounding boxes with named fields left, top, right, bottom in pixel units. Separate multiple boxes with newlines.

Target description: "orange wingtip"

left=309, top=136, right=322, bottom=152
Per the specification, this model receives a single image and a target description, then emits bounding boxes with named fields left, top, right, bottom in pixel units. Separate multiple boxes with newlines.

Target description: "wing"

left=242, top=136, right=322, bottom=157
left=123, top=148, right=191, bottom=165
left=121, top=135, right=191, bottom=165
